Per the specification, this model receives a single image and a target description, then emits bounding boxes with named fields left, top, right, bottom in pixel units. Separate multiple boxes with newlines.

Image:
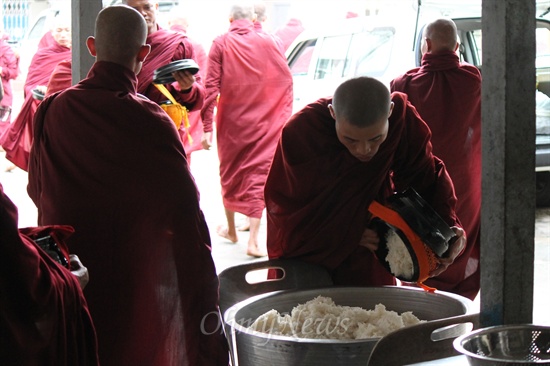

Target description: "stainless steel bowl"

left=224, top=286, right=475, bottom=366
left=453, top=324, right=550, bottom=365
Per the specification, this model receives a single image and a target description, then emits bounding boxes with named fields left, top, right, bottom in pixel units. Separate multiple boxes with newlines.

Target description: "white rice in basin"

left=385, top=229, right=415, bottom=280
left=249, top=296, right=425, bottom=340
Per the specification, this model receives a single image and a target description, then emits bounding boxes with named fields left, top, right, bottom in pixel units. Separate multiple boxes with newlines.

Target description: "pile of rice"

left=385, top=229, right=415, bottom=280
left=249, top=296, right=425, bottom=340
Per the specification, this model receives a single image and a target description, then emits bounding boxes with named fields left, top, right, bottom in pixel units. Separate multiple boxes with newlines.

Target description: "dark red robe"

left=201, top=18, right=293, bottom=218
left=169, top=24, right=208, bottom=156
left=0, top=41, right=71, bottom=171
left=265, top=92, right=460, bottom=287
left=0, top=184, right=99, bottom=366
left=0, top=35, right=20, bottom=129
left=27, top=61, right=229, bottom=366
left=138, top=26, right=204, bottom=111
left=391, top=51, right=482, bottom=300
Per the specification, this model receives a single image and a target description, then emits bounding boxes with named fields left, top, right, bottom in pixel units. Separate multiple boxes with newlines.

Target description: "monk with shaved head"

left=265, top=76, right=466, bottom=288
left=391, top=18, right=482, bottom=300
left=28, top=5, right=229, bottom=365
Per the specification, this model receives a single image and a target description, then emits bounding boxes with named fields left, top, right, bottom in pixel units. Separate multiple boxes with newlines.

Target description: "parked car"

left=286, top=13, right=550, bottom=207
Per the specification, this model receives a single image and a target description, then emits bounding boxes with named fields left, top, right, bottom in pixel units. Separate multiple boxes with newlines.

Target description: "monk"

left=0, top=15, right=71, bottom=171
left=168, top=11, right=208, bottom=160
left=27, top=5, right=229, bottom=365
left=0, top=183, right=99, bottom=365
left=391, top=18, right=481, bottom=300
left=265, top=76, right=466, bottom=288
left=274, top=16, right=305, bottom=51
left=0, top=29, right=19, bottom=130
left=201, top=3, right=293, bottom=257
left=123, top=0, right=205, bottom=144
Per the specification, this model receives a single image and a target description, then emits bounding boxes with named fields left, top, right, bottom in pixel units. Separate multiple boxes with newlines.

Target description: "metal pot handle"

left=218, top=259, right=333, bottom=316
left=367, top=312, right=480, bottom=366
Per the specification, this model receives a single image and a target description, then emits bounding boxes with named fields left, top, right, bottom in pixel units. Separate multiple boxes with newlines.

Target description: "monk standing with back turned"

left=28, top=5, right=229, bottom=365
left=201, top=3, right=293, bottom=257
left=391, top=18, right=481, bottom=300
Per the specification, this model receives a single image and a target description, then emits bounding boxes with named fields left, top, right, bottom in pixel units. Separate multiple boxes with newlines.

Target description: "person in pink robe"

left=200, top=4, right=293, bottom=257
left=0, top=183, right=99, bottom=365
left=123, top=0, right=205, bottom=142
left=274, top=17, right=305, bottom=52
left=168, top=14, right=209, bottom=159
left=27, top=6, right=229, bottom=365
left=0, top=19, right=71, bottom=171
left=0, top=31, right=20, bottom=131
left=391, top=18, right=481, bottom=300
left=265, top=77, right=466, bottom=288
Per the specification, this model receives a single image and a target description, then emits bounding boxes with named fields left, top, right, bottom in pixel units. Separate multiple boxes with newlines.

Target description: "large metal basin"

left=224, top=286, right=475, bottom=366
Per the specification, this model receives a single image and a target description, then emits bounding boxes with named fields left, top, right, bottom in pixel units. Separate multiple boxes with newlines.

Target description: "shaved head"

left=230, top=3, right=255, bottom=21
left=423, top=18, right=458, bottom=53
left=332, top=77, right=392, bottom=127
left=93, top=5, right=148, bottom=65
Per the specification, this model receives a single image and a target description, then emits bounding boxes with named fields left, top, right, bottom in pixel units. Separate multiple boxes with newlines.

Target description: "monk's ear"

left=328, top=104, right=336, bottom=119
left=86, top=36, right=96, bottom=57
left=453, top=41, right=460, bottom=52
left=388, top=102, right=395, bottom=118
left=137, top=44, right=151, bottom=63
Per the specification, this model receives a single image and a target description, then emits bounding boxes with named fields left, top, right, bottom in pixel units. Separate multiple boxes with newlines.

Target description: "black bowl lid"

left=386, top=188, right=456, bottom=257
left=153, top=59, right=199, bottom=84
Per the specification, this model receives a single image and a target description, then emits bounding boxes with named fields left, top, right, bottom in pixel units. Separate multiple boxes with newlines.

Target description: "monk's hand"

left=172, top=70, right=195, bottom=91
left=430, top=226, right=466, bottom=277
left=358, top=228, right=380, bottom=252
left=202, top=131, right=213, bottom=150
left=69, top=254, right=89, bottom=290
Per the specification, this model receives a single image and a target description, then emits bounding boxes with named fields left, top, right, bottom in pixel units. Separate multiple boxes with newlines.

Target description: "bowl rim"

left=453, top=323, right=550, bottom=363
left=224, top=285, right=475, bottom=344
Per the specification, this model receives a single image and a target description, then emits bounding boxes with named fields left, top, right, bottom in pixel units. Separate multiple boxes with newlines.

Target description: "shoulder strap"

left=153, top=83, right=192, bottom=144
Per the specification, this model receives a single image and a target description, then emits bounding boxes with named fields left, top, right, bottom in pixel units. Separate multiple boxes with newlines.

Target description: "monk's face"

left=125, top=0, right=158, bottom=35
left=334, top=115, right=389, bottom=163
left=52, top=24, right=71, bottom=48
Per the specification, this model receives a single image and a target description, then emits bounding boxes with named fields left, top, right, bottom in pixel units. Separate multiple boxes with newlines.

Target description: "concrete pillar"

left=481, top=0, right=536, bottom=326
left=71, top=0, right=101, bottom=84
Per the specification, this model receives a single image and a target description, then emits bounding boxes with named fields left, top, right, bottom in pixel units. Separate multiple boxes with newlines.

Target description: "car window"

left=314, top=34, right=352, bottom=80
left=351, top=27, right=395, bottom=78
left=289, top=39, right=316, bottom=76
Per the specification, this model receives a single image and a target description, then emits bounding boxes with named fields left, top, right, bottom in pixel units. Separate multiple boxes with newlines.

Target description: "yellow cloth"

left=154, top=83, right=192, bottom=144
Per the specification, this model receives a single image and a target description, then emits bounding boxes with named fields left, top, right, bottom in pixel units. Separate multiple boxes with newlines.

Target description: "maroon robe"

left=0, top=42, right=71, bottom=170
left=0, top=184, right=99, bottom=366
left=265, top=92, right=460, bottom=287
left=27, top=61, right=229, bottom=366
left=201, top=18, right=293, bottom=218
left=23, top=42, right=71, bottom=98
left=46, top=60, right=72, bottom=97
left=138, top=26, right=204, bottom=112
left=391, top=51, right=482, bottom=300
left=170, top=24, right=208, bottom=155
left=0, top=35, right=20, bottom=129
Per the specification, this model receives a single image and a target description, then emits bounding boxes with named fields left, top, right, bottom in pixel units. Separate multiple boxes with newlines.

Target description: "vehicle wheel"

left=536, top=171, right=550, bottom=207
